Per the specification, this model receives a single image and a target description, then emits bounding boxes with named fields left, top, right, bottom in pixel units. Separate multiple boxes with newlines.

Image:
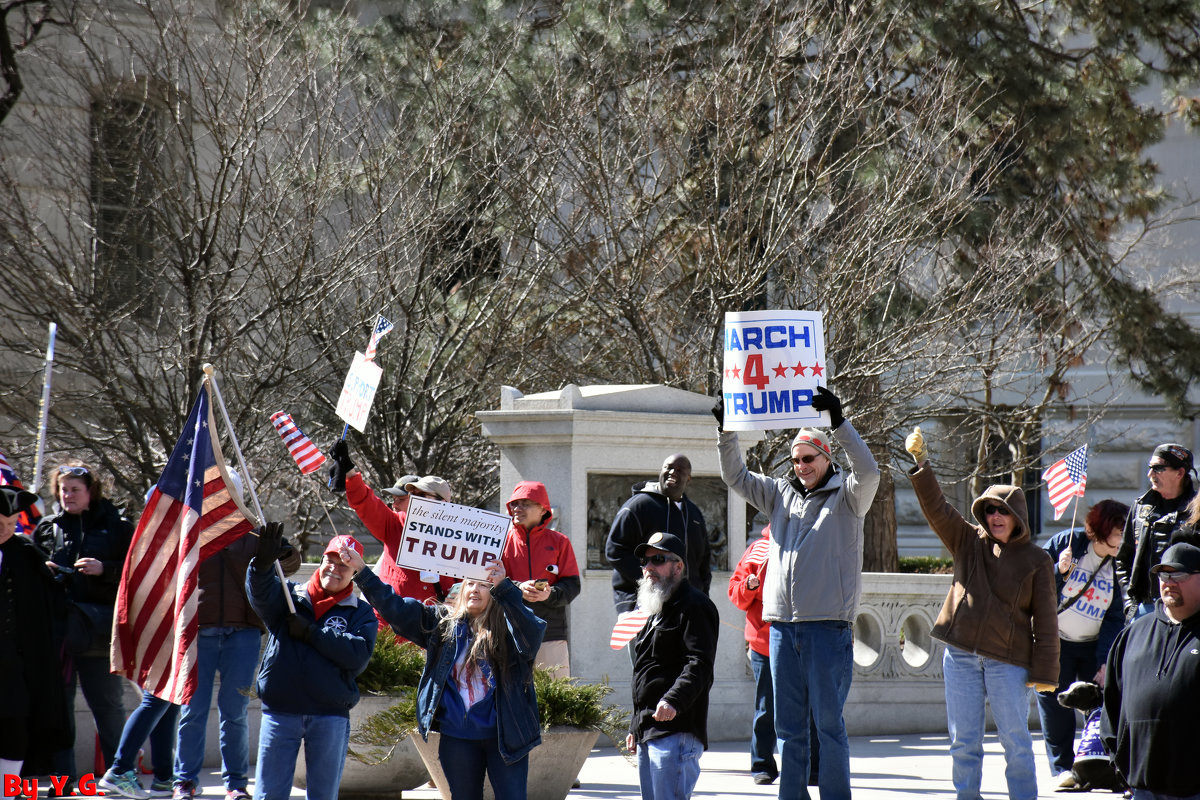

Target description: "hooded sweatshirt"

left=605, top=481, right=711, bottom=613
left=1101, top=602, right=1200, bottom=794
left=908, top=464, right=1059, bottom=685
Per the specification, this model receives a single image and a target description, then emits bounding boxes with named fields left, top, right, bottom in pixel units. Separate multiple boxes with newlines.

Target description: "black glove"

left=711, top=398, right=724, bottom=432
left=327, top=439, right=355, bottom=493
left=286, top=614, right=313, bottom=643
left=811, top=385, right=844, bottom=429
left=252, top=521, right=285, bottom=574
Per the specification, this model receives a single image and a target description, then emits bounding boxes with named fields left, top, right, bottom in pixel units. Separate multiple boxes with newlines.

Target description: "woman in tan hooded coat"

left=905, top=428, right=1059, bottom=800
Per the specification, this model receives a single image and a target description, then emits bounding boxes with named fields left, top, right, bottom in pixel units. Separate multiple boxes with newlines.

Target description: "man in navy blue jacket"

left=246, top=528, right=377, bottom=800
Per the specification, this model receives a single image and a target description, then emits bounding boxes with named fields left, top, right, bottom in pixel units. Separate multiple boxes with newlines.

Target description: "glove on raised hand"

left=328, top=439, right=355, bottom=493
left=811, top=386, right=844, bottom=429
left=286, top=614, right=313, bottom=643
left=905, top=427, right=930, bottom=465
left=252, top=521, right=285, bottom=574
left=711, top=398, right=725, bottom=432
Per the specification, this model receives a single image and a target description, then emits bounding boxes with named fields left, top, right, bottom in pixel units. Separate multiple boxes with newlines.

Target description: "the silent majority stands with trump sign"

left=397, top=496, right=509, bottom=581
left=721, top=310, right=831, bottom=432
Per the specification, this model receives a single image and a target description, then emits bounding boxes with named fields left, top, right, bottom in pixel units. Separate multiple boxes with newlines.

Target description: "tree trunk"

left=863, top=465, right=898, bottom=572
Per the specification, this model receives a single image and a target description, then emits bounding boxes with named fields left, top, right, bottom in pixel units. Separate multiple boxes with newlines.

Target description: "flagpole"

left=31, top=322, right=57, bottom=493
left=203, top=364, right=296, bottom=614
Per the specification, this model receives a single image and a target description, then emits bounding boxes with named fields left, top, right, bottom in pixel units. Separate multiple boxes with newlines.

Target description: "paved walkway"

left=175, top=731, right=1090, bottom=799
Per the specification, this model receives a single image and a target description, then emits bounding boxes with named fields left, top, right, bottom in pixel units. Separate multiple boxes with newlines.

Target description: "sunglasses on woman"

left=983, top=505, right=1011, bottom=517
left=58, top=465, right=90, bottom=476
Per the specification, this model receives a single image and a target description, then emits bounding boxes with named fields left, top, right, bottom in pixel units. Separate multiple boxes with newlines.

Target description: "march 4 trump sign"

left=397, top=496, right=508, bottom=581
left=721, top=310, right=830, bottom=432
left=335, top=352, right=383, bottom=433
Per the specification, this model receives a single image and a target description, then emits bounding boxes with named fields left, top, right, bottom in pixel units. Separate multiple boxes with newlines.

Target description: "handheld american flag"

left=0, top=448, right=42, bottom=534
left=363, top=314, right=394, bottom=361
left=270, top=411, right=326, bottom=474
left=111, top=382, right=257, bottom=703
left=610, top=609, right=651, bottom=649
left=1043, top=445, right=1088, bottom=521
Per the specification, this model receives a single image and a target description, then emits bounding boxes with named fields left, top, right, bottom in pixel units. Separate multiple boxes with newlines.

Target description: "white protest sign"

left=335, top=351, right=383, bottom=432
left=397, top=496, right=508, bottom=581
left=721, top=310, right=830, bottom=432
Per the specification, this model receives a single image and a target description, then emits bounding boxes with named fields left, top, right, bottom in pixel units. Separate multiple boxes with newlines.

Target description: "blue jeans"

left=636, top=732, right=703, bottom=800
left=175, top=627, right=261, bottom=790
left=111, top=690, right=179, bottom=782
left=943, top=646, right=1037, bottom=800
left=770, top=620, right=852, bottom=800
left=54, top=652, right=127, bottom=779
left=253, top=711, right=349, bottom=800
left=748, top=649, right=777, bottom=778
left=1034, top=638, right=1097, bottom=776
left=437, top=734, right=528, bottom=800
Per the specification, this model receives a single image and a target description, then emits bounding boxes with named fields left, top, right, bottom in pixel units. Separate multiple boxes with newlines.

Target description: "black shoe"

left=752, top=772, right=776, bottom=785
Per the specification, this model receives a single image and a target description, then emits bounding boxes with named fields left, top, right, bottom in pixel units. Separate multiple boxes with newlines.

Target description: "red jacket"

left=345, top=472, right=454, bottom=627
left=501, top=520, right=581, bottom=641
left=727, top=529, right=771, bottom=656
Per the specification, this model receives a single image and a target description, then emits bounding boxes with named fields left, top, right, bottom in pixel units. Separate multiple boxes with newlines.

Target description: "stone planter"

left=295, top=694, right=429, bottom=799
left=410, top=726, right=600, bottom=800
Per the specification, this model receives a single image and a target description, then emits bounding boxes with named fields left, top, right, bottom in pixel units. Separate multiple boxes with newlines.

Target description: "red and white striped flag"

left=270, top=411, right=326, bottom=475
left=609, top=609, right=651, bottom=649
left=111, top=382, right=256, bottom=704
left=363, top=314, right=394, bottom=361
left=1043, top=445, right=1088, bottom=521
left=744, top=528, right=771, bottom=567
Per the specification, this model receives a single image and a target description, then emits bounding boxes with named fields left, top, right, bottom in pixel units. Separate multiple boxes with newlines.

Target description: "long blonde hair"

left=438, top=581, right=511, bottom=689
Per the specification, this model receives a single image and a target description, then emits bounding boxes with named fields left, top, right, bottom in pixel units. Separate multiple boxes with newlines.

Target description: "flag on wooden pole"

left=1044, top=445, right=1088, bottom=521
left=111, top=381, right=257, bottom=703
left=270, top=411, right=326, bottom=474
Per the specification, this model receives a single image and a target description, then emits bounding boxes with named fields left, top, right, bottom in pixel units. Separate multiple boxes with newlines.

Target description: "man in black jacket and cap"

left=626, top=532, right=719, bottom=800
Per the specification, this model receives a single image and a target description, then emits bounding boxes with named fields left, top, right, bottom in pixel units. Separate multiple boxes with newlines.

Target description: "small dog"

left=1055, top=681, right=1125, bottom=792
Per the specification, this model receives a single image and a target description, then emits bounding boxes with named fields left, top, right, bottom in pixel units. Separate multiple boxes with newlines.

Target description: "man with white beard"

left=625, top=532, right=719, bottom=800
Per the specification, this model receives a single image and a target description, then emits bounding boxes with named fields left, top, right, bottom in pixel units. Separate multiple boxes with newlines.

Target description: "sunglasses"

left=640, top=554, right=680, bottom=567
left=1148, top=464, right=1175, bottom=473
left=1158, top=571, right=1195, bottom=584
left=58, top=465, right=90, bottom=476
left=983, top=505, right=1011, bottom=517
left=791, top=454, right=822, bottom=465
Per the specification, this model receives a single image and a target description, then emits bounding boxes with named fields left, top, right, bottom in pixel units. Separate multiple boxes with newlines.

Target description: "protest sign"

left=335, top=351, right=383, bottom=432
left=397, top=496, right=509, bottom=581
left=721, top=310, right=830, bottom=432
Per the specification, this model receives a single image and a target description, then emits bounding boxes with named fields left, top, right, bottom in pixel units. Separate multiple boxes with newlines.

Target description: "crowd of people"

left=3, top=391, right=1200, bottom=800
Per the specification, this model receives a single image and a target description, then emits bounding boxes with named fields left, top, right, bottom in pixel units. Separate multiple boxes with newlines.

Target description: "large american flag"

left=270, top=411, right=326, bottom=474
left=0, top=448, right=41, bottom=534
left=111, top=383, right=256, bottom=703
left=363, top=314, right=394, bottom=361
left=1043, top=445, right=1088, bottom=521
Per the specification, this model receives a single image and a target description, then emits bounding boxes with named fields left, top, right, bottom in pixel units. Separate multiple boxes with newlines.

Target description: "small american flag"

left=111, top=383, right=256, bottom=703
left=744, top=527, right=771, bottom=567
left=1043, top=445, right=1088, bottom=521
left=0, top=448, right=41, bottom=534
left=363, top=314, right=394, bottom=361
left=270, top=411, right=326, bottom=475
left=609, top=609, right=651, bottom=649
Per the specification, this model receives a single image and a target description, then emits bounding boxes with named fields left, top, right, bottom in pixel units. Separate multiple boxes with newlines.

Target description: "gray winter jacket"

left=718, top=422, right=880, bottom=623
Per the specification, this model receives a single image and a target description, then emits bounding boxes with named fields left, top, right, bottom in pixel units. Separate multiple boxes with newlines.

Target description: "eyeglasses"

left=58, top=465, right=90, bottom=476
left=983, top=505, right=1011, bottom=517
left=791, top=454, right=821, bottom=465
left=508, top=499, right=540, bottom=511
left=1158, top=571, right=1195, bottom=584
left=640, top=554, right=680, bottom=567
left=1148, top=464, right=1174, bottom=473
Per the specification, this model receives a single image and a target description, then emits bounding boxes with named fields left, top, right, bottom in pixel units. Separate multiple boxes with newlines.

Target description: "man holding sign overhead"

left=714, top=310, right=880, bottom=800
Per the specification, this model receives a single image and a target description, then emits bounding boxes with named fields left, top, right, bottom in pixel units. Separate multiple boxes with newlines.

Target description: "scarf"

left=306, top=571, right=352, bottom=621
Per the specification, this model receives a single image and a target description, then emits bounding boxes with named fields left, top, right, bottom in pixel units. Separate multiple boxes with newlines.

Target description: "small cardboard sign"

left=335, top=352, right=383, bottom=433
left=396, top=496, right=508, bottom=581
left=720, top=310, right=830, bottom=431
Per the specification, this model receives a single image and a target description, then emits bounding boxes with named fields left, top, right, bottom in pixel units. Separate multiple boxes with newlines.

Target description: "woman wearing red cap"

left=500, top=481, right=580, bottom=678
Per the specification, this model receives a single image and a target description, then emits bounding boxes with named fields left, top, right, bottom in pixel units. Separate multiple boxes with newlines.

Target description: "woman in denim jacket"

left=343, top=549, right=545, bottom=800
